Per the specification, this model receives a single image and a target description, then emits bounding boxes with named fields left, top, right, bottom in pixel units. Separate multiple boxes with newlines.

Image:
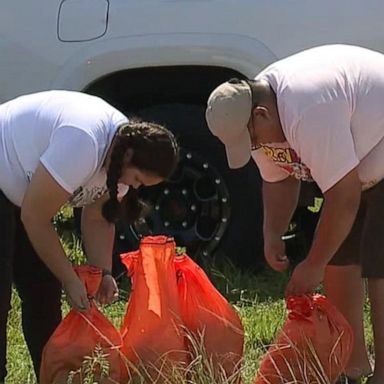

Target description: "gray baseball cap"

left=206, top=79, right=253, bottom=168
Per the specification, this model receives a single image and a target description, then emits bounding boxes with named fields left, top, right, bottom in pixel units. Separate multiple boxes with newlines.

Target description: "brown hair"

left=102, top=120, right=179, bottom=223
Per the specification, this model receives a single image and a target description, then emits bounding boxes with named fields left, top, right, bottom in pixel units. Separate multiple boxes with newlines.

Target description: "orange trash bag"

left=120, top=236, right=188, bottom=380
left=40, top=265, right=123, bottom=384
left=175, top=254, right=244, bottom=378
left=255, top=294, right=353, bottom=384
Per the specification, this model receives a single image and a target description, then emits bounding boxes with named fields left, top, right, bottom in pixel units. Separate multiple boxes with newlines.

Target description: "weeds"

left=67, top=345, right=113, bottom=384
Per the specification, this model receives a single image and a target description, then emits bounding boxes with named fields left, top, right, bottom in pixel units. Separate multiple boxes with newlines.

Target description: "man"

left=205, top=45, right=384, bottom=383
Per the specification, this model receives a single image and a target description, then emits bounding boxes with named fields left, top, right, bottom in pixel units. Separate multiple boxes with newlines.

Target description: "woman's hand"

left=63, top=276, right=90, bottom=312
left=95, top=274, right=119, bottom=305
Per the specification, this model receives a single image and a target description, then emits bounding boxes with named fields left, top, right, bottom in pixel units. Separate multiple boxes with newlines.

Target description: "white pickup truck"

left=2, top=0, right=383, bottom=268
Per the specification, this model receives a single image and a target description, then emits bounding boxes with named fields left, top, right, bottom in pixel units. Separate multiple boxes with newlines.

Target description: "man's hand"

left=285, top=258, right=325, bottom=296
left=264, top=233, right=290, bottom=272
left=63, top=276, right=90, bottom=312
left=95, top=275, right=119, bottom=305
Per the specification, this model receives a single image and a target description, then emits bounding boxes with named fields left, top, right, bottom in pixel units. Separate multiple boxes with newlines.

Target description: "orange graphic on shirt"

left=260, top=144, right=313, bottom=182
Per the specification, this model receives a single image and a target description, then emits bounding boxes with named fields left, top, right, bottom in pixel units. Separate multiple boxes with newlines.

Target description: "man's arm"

left=263, top=176, right=301, bottom=271
left=286, top=167, right=361, bottom=295
left=263, top=176, right=301, bottom=236
left=307, top=167, right=361, bottom=266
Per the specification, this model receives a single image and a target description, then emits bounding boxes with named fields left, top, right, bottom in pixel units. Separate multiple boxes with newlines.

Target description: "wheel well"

left=84, top=65, right=245, bottom=112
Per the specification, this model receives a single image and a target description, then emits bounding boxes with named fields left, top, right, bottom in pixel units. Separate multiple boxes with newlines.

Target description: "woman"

left=0, top=90, right=179, bottom=382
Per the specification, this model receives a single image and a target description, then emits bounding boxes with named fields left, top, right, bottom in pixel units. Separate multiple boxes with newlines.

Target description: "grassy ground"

left=6, top=264, right=374, bottom=384
left=4, top=213, right=375, bottom=383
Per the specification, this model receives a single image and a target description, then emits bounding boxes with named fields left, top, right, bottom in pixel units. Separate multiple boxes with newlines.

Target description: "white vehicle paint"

left=1, top=1, right=383, bottom=101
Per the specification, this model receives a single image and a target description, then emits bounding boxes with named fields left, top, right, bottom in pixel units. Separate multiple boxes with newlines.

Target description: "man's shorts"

left=328, top=178, right=384, bottom=278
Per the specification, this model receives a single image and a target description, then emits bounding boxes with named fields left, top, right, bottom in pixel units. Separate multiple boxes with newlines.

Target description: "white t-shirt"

left=0, top=90, right=129, bottom=207
left=252, top=44, right=384, bottom=192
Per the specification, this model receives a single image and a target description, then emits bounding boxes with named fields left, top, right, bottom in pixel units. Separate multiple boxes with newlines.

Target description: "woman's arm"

left=81, top=194, right=119, bottom=304
left=21, top=163, right=90, bottom=310
left=81, top=193, right=115, bottom=273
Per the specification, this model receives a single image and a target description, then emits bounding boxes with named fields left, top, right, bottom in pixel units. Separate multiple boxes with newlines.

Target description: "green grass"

left=3, top=210, right=374, bottom=383
left=5, top=265, right=374, bottom=384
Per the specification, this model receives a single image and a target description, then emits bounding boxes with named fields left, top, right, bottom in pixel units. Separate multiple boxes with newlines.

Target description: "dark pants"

left=329, top=178, right=384, bottom=277
left=0, top=191, right=62, bottom=381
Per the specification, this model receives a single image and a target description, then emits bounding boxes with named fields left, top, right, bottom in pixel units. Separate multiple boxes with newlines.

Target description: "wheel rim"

left=128, top=150, right=231, bottom=257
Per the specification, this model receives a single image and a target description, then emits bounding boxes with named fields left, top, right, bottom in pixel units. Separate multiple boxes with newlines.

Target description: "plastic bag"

left=175, top=254, right=244, bottom=378
left=40, top=265, right=123, bottom=384
left=121, top=236, right=244, bottom=380
left=255, top=294, right=353, bottom=384
left=120, top=236, right=188, bottom=380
